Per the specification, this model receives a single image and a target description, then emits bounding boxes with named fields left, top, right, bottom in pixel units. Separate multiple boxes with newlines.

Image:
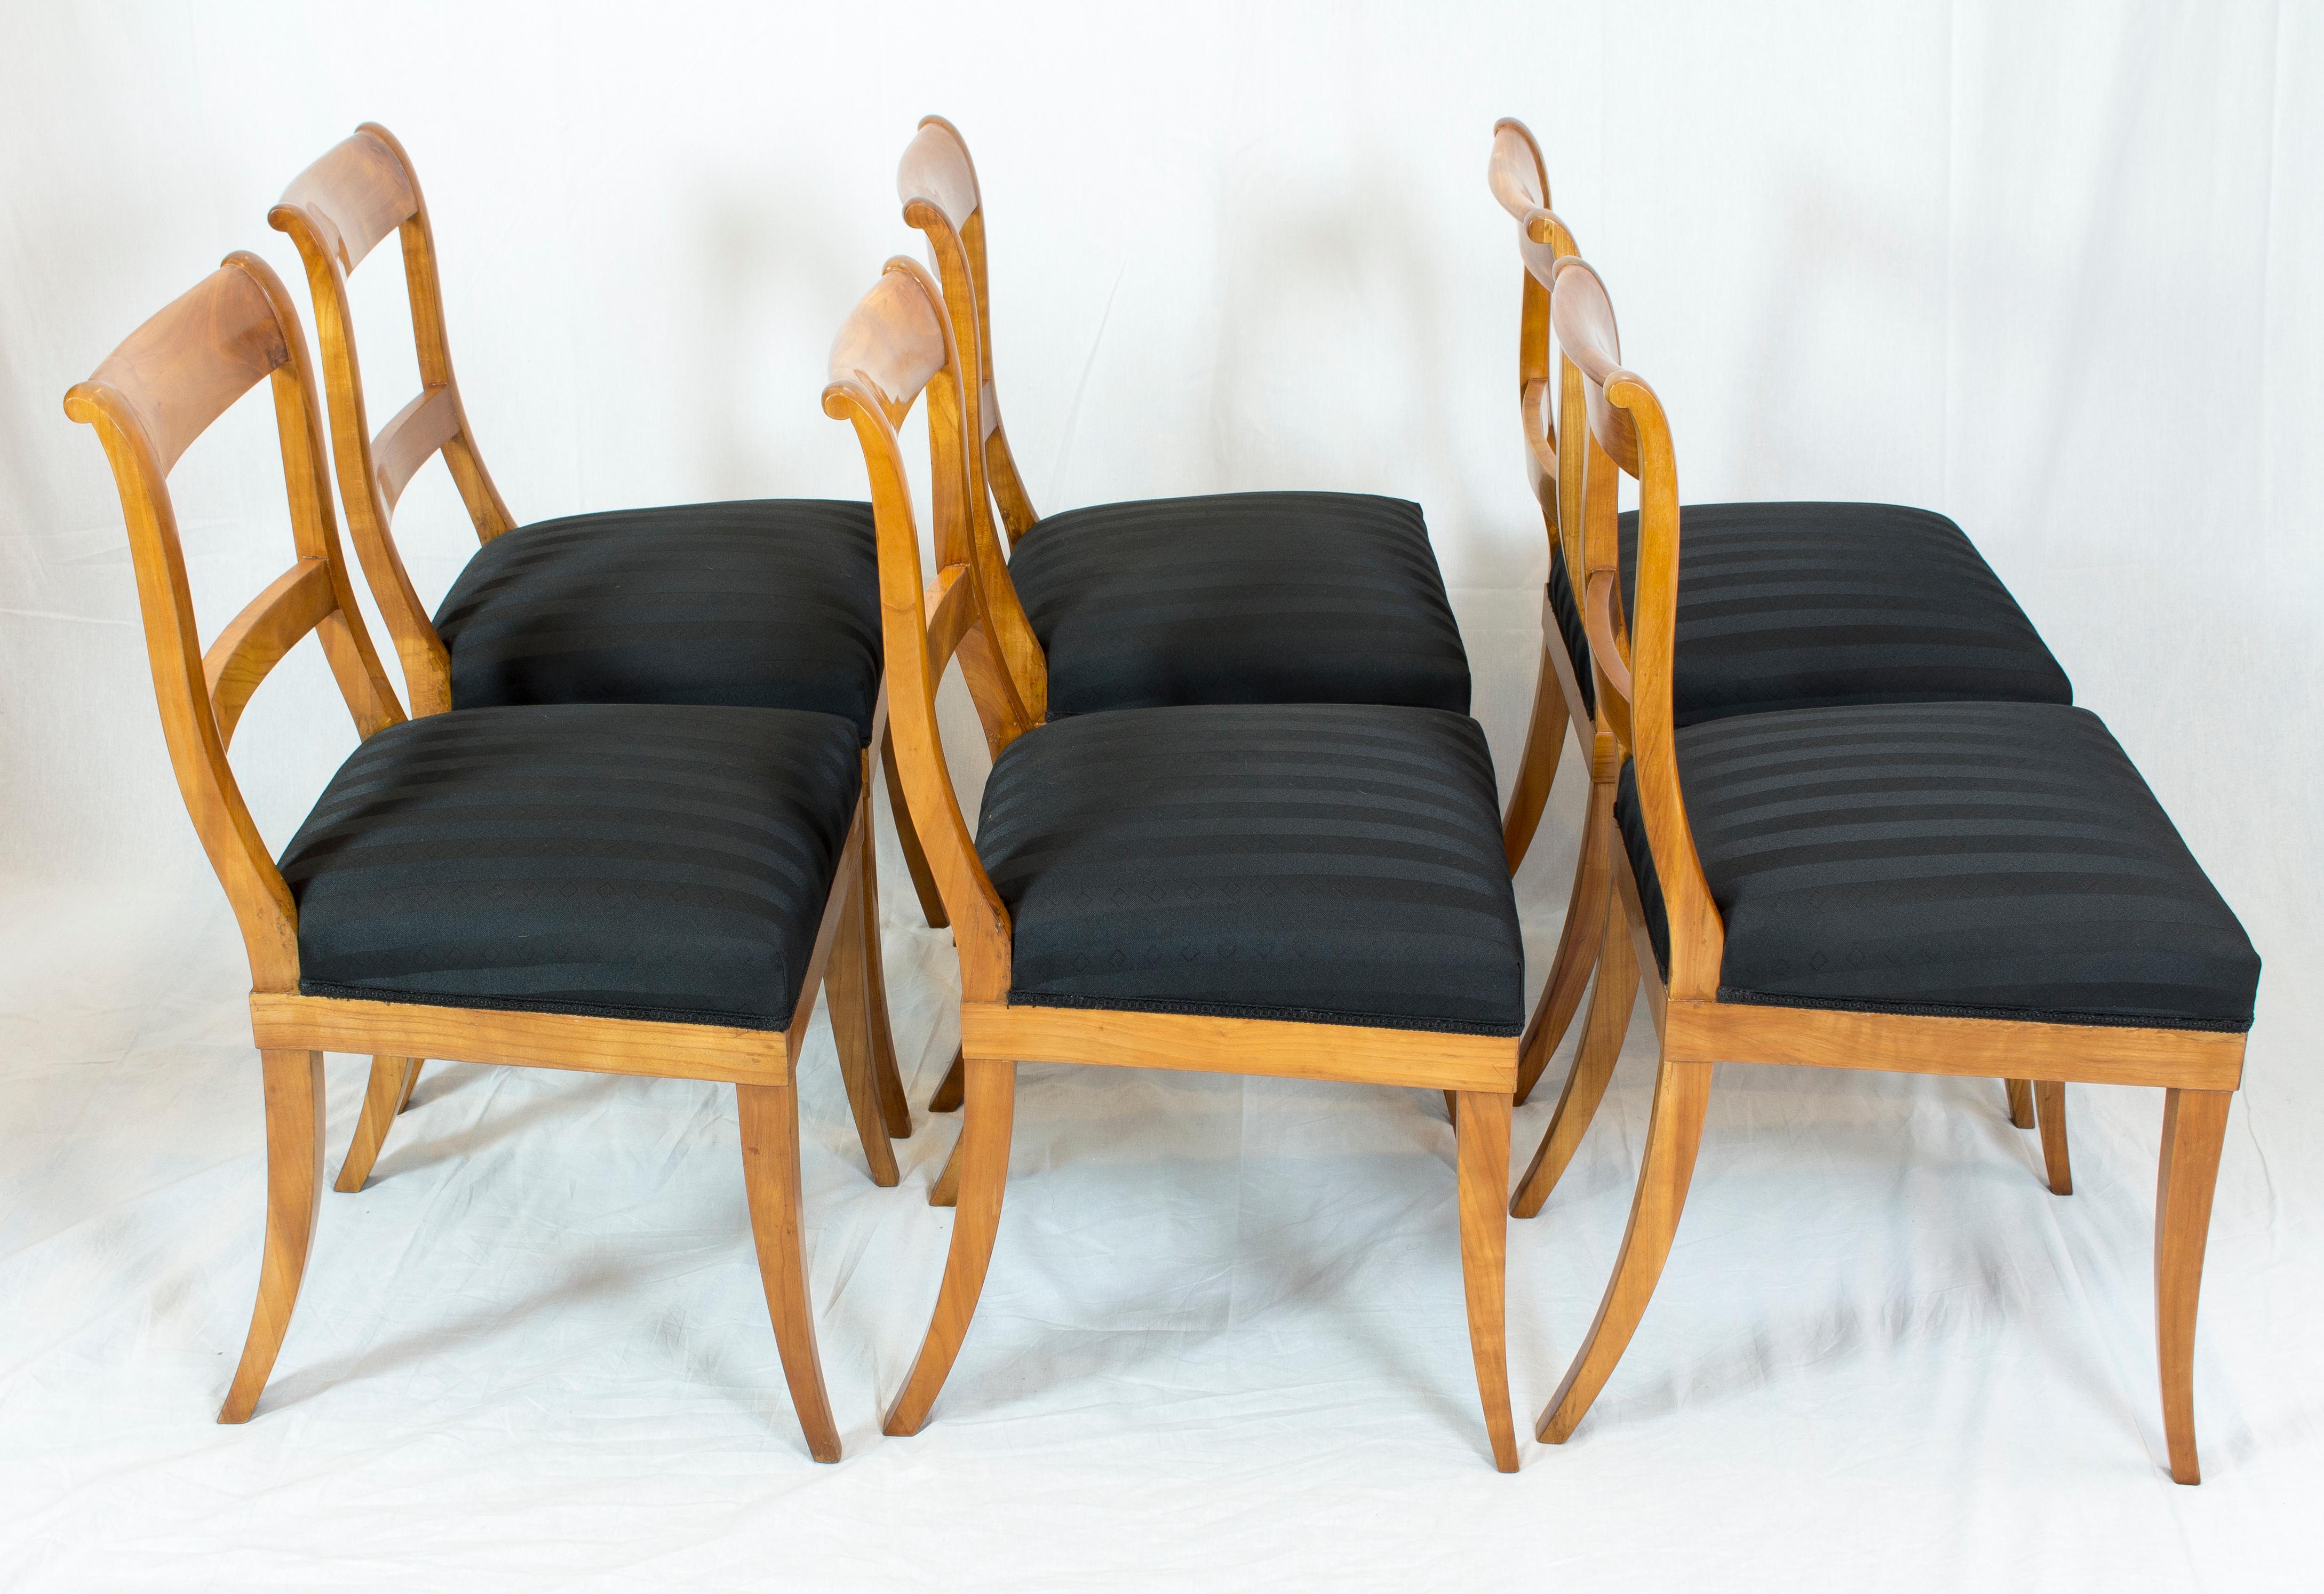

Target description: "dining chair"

left=266, top=124, right=920, bottom=1176
left=67, top=252, right=885, bottom=1460
left=1529, top=253, right=2258, bottom=1483
left=825, top=257, right=1527, bottom=1470
left=1486, top=117, right=2076, bottom=1207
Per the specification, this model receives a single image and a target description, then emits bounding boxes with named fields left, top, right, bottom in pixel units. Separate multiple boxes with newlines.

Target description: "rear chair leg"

left=336, top=1055, right=420, bottom=1193
left=1511, top=909, right=1639, bottom=1218
left=928, top=1046, right=966, bottom=1114
left=1499, top=671, right=1570, bottom=874
left=738, top=1078, right=841, bottom=1462
left=2004, top=1078, right=2036, bottom=1129
left=2036, top=1081, right=2073, bottom=1195
left=1455, top=1089, right=1519, bottom=1472
left=825, top=854, right=900, bottom=1188
left=1515, top=775, right=1614, bottom=1104
left=857, top=814, right=912, bottom=1139
left=882, top=725, right=949, bottom=931
left=219, top=1049, right=324, bottom=1424
left=1538, top=1057, right=1714, bottom=1444
left=2155, top=1087, right=2231, bottom=1485
left=886, top=1057, right=1015, bottom=1436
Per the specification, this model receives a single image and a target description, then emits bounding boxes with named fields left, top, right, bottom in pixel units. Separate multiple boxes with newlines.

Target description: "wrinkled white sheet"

left=5, top=1, right=2322, bottom=1588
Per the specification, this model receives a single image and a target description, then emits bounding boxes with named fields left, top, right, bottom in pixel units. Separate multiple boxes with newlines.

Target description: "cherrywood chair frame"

left=66, top=253, right=893, bottom=1463
left=1486, top=117, right=2064, bottom=1203
left=825, top=258, right=1522, bottom=1471
left=1525, top=253, right=2242, bottom=1485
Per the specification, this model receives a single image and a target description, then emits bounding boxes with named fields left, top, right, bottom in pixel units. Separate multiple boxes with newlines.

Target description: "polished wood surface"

left=2005, top=1077, right=2037, bottom=1129
left=831, top=252, right=1521, bottom=1467
left=2036, top=1081, right=2073, bottom=1196
left=740, top=1077, right=842, bottom=1462
left=2156, top=1088, right=2232, bottom=1484
left=217, top=1049, right=324, bottom=1423
left=335, top=1055, right=419, bottom=1192
left=1511, top=908, right=1638, bottom=1220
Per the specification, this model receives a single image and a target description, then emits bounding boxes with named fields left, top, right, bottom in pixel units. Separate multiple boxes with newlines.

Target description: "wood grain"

left=961, top=1003, right=1517, bottom=1093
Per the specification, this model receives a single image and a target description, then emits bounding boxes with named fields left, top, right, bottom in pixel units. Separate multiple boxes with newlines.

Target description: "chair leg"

left=1500, top=674, right=1570, bottom=874
left=218, top=1049, right=324, bottom=1424
left=2005, top=1078, right=2036, bottom=1129
left=1538, top=1057, right=1714, bottom=1444
left=882, top=724, right=949, bottom=930
left=1511, top=910, right=1639, bottom=1218
left=886, top=1056, right=1016, bottom=1436
left=928, top=1127, right=964, bottom=1208
left=2036, top=1081, right=2073, bottom=1196
left=737, top=1079, right=841, bottom=1463
left=395, top=1061, right=421, bottom=1112
left=928, top=1046, right=966, bottom=1114
left=2156, top=1087, right=2231, bottom=1485
left=857, top=815, right=912, bottom=1139
left=335, top=1055, right=420, bottom=1193
left=1514, top=775, right=1614, bottom=1105
left=1455, top=1089, right=1519, bottom=1472
left=825, top=865, right=900, bottom=1189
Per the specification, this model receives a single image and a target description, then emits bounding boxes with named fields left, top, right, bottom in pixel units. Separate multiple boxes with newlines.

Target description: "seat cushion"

left=977, top=703, right=1524, bottom=1035
left=1545, top=501, right=2071, bottom=728
left=1007, top=492, right=1472, bottom=720
left=1616, top=702, right=2259, bottom=1031
left=278, top=703, right=862, bottom=1030
left=434, top=499, right=883, bottom=743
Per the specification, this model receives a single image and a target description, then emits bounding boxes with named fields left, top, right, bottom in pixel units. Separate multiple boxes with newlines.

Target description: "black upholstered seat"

left=434, top=499, right=884, bottom=742
left=279, top=703, right=862, bottom=1030
left=1006, top=492, right=1472, bottom=721
left=1546, top=501, right=2070, bottom=725
left=1618, top=701, right=2259, bottom=1031
left=977, top=703, right=1524, bottom=1035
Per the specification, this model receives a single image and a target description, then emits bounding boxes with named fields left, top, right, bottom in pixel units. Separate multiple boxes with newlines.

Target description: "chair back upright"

left=1550, top=258, right=1725, bottom=1000
left=895, top=118, right=1049, bottom=722
left=270, top=124, right=515, bottom=714
left=1488, top=119, right=1588, bottom=612
left=64, top=253, right=408, bottom=990
left=823, top=259, right=1036, bottom=1003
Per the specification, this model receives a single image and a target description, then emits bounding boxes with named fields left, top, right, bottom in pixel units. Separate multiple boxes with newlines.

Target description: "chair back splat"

left=64, top=253, right=407, bottom=990
left=270, top=124, right=515, bottom=713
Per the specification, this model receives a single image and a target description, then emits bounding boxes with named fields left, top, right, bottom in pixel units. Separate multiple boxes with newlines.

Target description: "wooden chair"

left=825, top=258, right=1526, bottom=1471
left=1485, top=118, right=2074, bottom=1205
left=66, top=253, right=890, bottom=1461
left=266, top=124, right=922, bottom=1174
left=1526, top=254, right=2259, bottom=1483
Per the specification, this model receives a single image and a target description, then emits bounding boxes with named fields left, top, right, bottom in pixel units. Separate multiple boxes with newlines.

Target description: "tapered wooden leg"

left=1455, top=1089, right=1519, bottom=1472
left=1515, top=776, right=1614, bottom=1104
left=738, top=1079, right=841, bottom=1463
left=1511, top=910, right=1639, bottom=1218
left=825, top=866, right=900, bottom=1188
left=218, top=1049, right=324, bottom=1424
left=928, top=1046, right=966, bottom=1114
left=857, top=814, right=912, bottom=1139
left=882, top=725, right=949, bottom=930
left=2036, top=1081, right=2073, bottom=1196
left=395, top=1061, right=421, bottom=1112
left=928, top=1128, right=963, bottom=1208
left=1500, top=668, right=1570, bottom=873
left=886, top=1056, right=1015, bottom=1436
left=2005, top=1078, right=2036, bottom=1129
left=2156, top=1087, right=2231, bottom=1485
left=1538, top=1057, right=1714, bottom=1444
left=335, top=1055, right=420, bottom=1193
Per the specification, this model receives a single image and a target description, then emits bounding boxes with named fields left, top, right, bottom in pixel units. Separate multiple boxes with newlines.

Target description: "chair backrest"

left=1549, top=257, right=1724, bottom=998
left=65, top=252, right=407, bottom=991
left=270, top=124, right=515, bottom=715
left=895, top=116, right=1048, bottom=722
left=823, top=259, right=1038, bottom=1002
left=1489, top=118, right=1585, bottom=585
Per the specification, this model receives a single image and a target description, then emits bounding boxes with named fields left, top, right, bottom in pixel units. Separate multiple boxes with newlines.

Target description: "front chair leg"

left=886, top=1056, right=1016, bottom=1437
left=1514, top=775, right=1614, bottom=1104
left=738, top=1078, right=841, bottom=1463
left=1511, top=908, right=1640, bottom=1218
left=824, top=863, right=900, bottom=1188
left=219, top=1048, right=325, bottom=1423
left=335, top=1055, right=420, bottom=1192
left=1538, top=1057, right=1714, bottom=1445
left=2036, top=1081, right=2073, bottom=1195
left=1455, top=1089, right=1519, bottom=1472
left=2156, top=1087, right=2232, bottom=1485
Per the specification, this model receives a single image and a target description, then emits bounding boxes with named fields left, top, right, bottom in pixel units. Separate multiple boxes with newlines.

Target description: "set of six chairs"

left=66, top=116, right=2258, bottom=1481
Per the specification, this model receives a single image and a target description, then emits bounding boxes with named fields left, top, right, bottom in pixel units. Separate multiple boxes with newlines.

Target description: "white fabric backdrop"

left=3, top=1, right=2318, bottom=1588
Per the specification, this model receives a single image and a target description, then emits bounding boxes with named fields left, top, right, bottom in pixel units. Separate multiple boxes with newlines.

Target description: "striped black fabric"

left=978, top=704, right=1524, bottom=1035
left=1007, top=492, right=1471, bottom=721
left=1546, top=540, right=1596, bottom=718
left=280, top=704, right=862, bottom=1030
left=435, top=499, right=884, bottom=743
left=1615, top=702, right=2259, bottom=1031
left=1545, top=500, right=2071, bottom=728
